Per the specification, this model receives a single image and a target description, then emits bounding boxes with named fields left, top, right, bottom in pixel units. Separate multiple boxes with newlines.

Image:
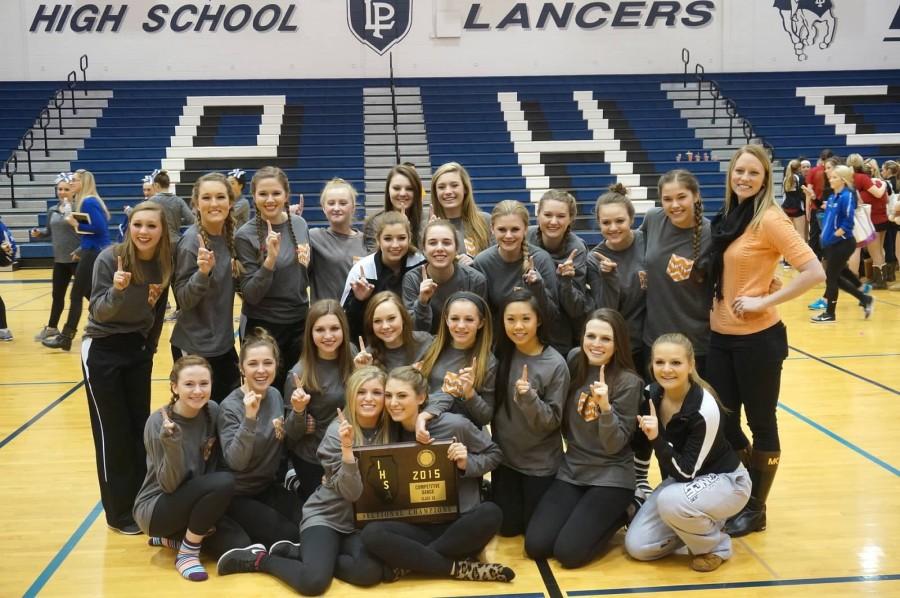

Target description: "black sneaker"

left=108, top=522, right=142, bottom=535
left=810, top=312, right=836, bottom=323
left=217, top=543, right=267, bottom=576
left=269, top=540, right=301, bottom=560
left=862, top=295, right=875, bottom=319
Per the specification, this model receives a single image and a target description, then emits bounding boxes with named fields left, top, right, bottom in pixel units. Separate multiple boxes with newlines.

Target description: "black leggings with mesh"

left=48, top=262, right=77, bottom=329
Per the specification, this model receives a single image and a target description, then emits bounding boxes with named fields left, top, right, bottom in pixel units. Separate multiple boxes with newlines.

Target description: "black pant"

left=260, top=526, right=382, bottom=595
left=64, top=249, right=100, bottom=333
left=822, top=238, right=866, bottom=310
left=0, top=294, right=6, bottom=328
left=171, top=345, right=241, bottom=404
left=48, top=262, right=78, bottom=328
left=491, top=464, right=555, bottom=536
left=707, top=322, right=788, bottom=452
left=885, top=221, right=898, bottom=265
left=243, top=316, right=305, bottom=393
left=81, top=332, right=154, bottom=528
left=525, top=479, right=631, bottom=568
left=226, top=482, right=301, bottom=548
left=149, top=472, right=235, bottom=541
left=809, top=209, right=823, bottom=259
left=292, top=457, right=325, bottom=502
left=360, top=501, right=502, bottom=576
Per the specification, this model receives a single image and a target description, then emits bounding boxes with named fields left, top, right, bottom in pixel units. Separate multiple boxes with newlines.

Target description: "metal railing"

left=3, top=54, right=89, bottom=208
left=389, top=53, right=400, bottom=164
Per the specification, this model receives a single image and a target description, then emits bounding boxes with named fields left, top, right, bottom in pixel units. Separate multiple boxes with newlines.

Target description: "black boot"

left=885, top=263, right=896, bottom=283
left=724, top=450, right=779, bottom=538
left=42, top=326, right=75, bottom=351
left=872, top=265, right=887, bottom=290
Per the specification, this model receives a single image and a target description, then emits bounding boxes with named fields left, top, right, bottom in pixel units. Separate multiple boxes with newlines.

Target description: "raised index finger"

left=197, top=233, right=206, bottom=250
left=522, top=363, right=528, bottom=382
left=292, top=371, right=301, bottom=388
left=267, top=219, right=274, bottom=235
left=336, top=407, right=347, bottom=423
left=599, top=363, right=606, bottom=384
left=567, top=248, right=579, bottom=263
left=358, top=335, right=366, bottom=353
left=117, top=255, right=124, bottom=272
left=422, top=264, right=428, bottom=279
left=648, top=398, right=657, bottom=417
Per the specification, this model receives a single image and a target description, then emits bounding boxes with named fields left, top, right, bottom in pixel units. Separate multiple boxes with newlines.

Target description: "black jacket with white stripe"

left=638, top=382, right=739, bottom=483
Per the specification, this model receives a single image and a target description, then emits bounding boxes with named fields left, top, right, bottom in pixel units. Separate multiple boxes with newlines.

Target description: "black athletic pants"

left=260, top=526, right=382, bottom=595
left=707, top=322, right=788, bottom=452
left=0, top=294, right=6, bottom=328
left=360, top=501, right=502, bottom=576
left=226, top=482, right=301, bottom=548
left=48, top=262, right=78, bottom=328
left=525, top=479, right=631, bottom=568
left=81, top=332, right=153, bottom=528
left=822, top=238, right=866, bottom=309
left=63, top=249, right=99, bottom=333
left=491, top=464, right=555, bottom=537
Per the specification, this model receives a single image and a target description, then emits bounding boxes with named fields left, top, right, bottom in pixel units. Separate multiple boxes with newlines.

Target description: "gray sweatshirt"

left=447, top=211, right=493, bottom=256
left=171, top=225, right=236, bottom=356
left=232, top=197, right=251, bottom=230
left=491, top=347, right=568, bottom=477
left=557, top=359, right=641, bottom=489
left=640, top=208, right=711, bottom=354
left=423, top=346, right=497, bottom=427
left=309, top=227, right=367, bottom=303
left=375, top=330, right=432, bottom=371
left=133, top=403, right=220, bottom=534
left=217, top=386, right=303, bottom=495
left=150, top=192, right=195, bottom=244
left=588, top=229, right=646, bottom=354
left=235, top=215, right=311, bottom=323
left=397, top=412, right=502, bottom=514
left=402, top=264, right=487, bottom=334
left=363, top=210, right=429, bottom=254
left=84, top=247, right=166, bottom=348
left=34, top=204, right=80, bottom=263
left=299, top=418, right=384, bottom=534
left=472, top=244, right=560, bottom=350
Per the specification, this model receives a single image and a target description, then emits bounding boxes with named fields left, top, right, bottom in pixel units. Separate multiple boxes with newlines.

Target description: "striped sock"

left=148, top=536, right=179, bottom=550
left=634, top=456, right=653, bottom=498
left=176, top=539, right=208, bottom=582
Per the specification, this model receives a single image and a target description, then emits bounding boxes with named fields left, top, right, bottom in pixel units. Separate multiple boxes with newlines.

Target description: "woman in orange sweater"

left=706, top=145, right=825, bottom=538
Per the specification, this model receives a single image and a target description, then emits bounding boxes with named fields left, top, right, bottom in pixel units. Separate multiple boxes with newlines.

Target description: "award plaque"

left=353, top=440, right=459, bottom=527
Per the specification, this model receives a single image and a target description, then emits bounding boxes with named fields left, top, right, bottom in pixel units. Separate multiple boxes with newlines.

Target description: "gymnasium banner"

left=0, top=0, right=897, bottom=80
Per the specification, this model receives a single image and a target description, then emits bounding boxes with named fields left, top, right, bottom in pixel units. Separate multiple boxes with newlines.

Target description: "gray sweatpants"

left=624, top=468, right=750, bottom=561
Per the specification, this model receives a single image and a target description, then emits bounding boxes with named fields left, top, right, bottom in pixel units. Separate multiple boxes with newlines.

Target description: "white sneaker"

left=0, top=329, right=13, bottom=341
left=34, top=326, right=59, bottom=341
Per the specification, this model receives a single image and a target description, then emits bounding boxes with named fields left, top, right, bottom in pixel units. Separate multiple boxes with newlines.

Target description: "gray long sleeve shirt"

left=589, top=230, right=647, bottom=353
left=149, top=192, right=195, bottom=244
left=34, top=204, right=80, bottom=263
left=423, top=346, right=497, bottom=427
left=170, top=225, right=236, bottom=356
left=235, top=215, right=311, bottom=323
left=401, top=264, right=487, bottom=334
left=557, top=360, right=641, bottom=490
left=133, top=403, right=220, bottom=534
left=309, top=227, right=367, bottom=303
left=375, top=330, right=432, bottom=371
left=491, top=347, right=569, bottom=476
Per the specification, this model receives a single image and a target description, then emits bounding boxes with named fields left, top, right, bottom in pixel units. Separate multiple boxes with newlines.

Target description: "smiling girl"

left=364, top=164, right=426, bottom=253
left=357, top=291, right=432, bottom=371
left=401, top=219, right=487, bottom=334
left=283, top=300, right=357, bottom=500
left=309, top=178, right=366, bottom=302
left=360, top=366, right=514, bottom=583
left=491, top=289, right=569, bottom=537
left=171, top=173, right=243, bottom=403
left=706, top=145, right=824, bottom=538
left=430, top=162, right=492, bottom=264
left=216, top=366, right=387, bottom=593
left=235, top=166, right=312, bottom=392
left=525, top=309, right=641, bottom=568
left=80, top=201, right=171, bottom=534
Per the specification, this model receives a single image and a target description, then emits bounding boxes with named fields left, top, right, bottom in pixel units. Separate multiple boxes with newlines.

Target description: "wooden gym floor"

left=1, top=267, right=898, bottom=597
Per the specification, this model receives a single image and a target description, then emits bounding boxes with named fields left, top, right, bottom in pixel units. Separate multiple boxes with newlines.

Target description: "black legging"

left=822, top=237, right=867, bottom=310
left=48, top=262, right=78, bottom=329
left=292, top=457, right=325, bottom=502
left=226, top=482, right=301, bottom=548
left=171, top=345, right=241, bottom=404
left=260, top=526, right=382, bottom=595
left=63, top=249, right=100, bottom=333
left=0, top=294, right=7, bottom=328
left=525, top=479, right=631, bottom=568
left=360, top=502, right=502, bottom=576
left=707, top=322, right=788, bottom=452
left=491, top=464, right=555, bottom=536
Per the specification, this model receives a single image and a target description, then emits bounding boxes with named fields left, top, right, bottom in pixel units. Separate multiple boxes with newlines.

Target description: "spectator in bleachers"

left=402, top=219, right=486, bottom=334
left=171, top=173, right=243, bottom=403
left=430, top=162, right=492, bottom=265
left=356, top=291, right=431, bottom=371
left=30, top=172, right=80, bottom=342
left=340, top=211, right=424, bottom=342
left=0, top=217, right=17, bottom=341
left=848, top=154, right=888, bottom=289
left=640, top=170, right=711, bottom=376
left=364, top=164, right=426, bottom=253
left=706, top=145, right=824, bottom=538
left=881, top=160, right=899, bottom=288
left=235, top=166, right=312, bottom=393
left=227, top=168, right=252, bottom=230
left=811, top=164, right=875, bottom=324
left=43, top=169, right=112, bottom=351
left=781, top=160, right=808, bottom=245
left=527, top=189, right=590, bottom=354
left=473, top=200, right=562, bottom=353
left=308, top=178, right=366, bottom=303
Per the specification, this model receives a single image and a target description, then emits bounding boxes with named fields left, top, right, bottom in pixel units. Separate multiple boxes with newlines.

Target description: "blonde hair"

left=116, top=201, right=172, bottom=287
left=343, top=366, right=390, bottom=446
left=430, top=162, right=490, bottom=253
left=73, top=169, right=111, bottom=219
left=490, top=200, right=531, bottom=272
left=783, top=160, right=801, bottom=193
left=723, top=145, right=778, bottom=230
left=651, top=333, right=722, bottom=407
left=321, top=177, right=358, bottom=225
left=831, top=165, right=855, bottom=189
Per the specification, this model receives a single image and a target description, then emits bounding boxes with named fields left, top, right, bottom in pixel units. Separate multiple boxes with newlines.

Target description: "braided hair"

left=657, top=169, right=704, bottom=263
left=190, top=172, right=244, bottom=277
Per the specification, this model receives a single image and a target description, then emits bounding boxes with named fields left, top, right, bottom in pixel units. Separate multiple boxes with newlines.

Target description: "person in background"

left=364, top=164, right=426, bottom=253
left=308, top=178, right=366, bottom=303
left=0, top=216, right=18, bottom=340
left=227, top=168, right=252, bottom=230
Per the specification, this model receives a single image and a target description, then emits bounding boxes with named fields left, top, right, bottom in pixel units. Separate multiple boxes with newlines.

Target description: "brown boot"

left=691, top=553, right=724, bottom=572
left=873, top=265, right=887, bottom=290
left=885, top=263, right=896, bottom=283
left=863, top=258, right=873, bottom=281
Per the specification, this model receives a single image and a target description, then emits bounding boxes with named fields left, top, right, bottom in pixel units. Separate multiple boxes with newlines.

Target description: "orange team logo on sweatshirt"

left=666, top=254, right=694, bottom=283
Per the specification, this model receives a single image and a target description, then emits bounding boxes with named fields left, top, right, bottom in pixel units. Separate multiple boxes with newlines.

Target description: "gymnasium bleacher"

left=2, top=69, right=899, bottom=263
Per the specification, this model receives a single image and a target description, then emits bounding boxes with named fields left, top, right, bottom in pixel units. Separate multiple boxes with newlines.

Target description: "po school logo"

left=774, top=0, right=837, bottom=61
left=347, top=0, right=412, bottom=55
